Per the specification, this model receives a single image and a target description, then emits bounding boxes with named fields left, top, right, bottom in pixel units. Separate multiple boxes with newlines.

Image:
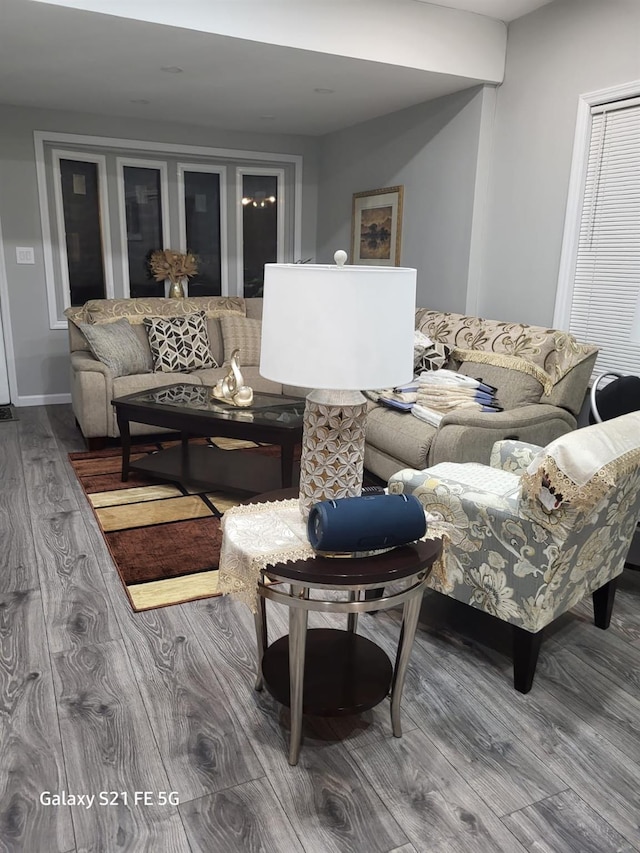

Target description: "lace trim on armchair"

left=452, top=348, right=554, bottom=395
left=521, top=445, right=640, bottom=512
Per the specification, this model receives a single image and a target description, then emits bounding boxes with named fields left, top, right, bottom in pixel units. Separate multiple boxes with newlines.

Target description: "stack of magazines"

left=375, top=371, right=502, bottom=425
left=412, top=371, right=502, bottom=425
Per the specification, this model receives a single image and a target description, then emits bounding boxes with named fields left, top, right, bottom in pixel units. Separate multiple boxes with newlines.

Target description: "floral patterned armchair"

left=387, top=412, right=640, bottom=692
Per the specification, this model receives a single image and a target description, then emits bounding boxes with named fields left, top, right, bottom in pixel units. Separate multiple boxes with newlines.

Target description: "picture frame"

left=351, top=185, right=404, bottom=266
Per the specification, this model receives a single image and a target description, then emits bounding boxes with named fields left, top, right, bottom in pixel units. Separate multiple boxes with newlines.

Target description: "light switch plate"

left=16, top=246, right=35, bottom=264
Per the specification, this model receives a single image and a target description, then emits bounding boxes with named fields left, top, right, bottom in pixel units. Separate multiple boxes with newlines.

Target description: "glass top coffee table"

left=112, top=382, right=305, bottom=495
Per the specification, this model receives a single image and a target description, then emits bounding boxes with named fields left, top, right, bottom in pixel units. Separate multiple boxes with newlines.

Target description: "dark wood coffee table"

left=112, top=383, right=304, bottom=494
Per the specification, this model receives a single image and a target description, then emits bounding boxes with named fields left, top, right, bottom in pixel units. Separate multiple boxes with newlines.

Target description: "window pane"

left=184, top=171, right=221, bottom=296
left=242, top=174, right=278, bottom=297
left=123, top=166, right=164, bottom=298
left=60, top=159, right=106, bottom=305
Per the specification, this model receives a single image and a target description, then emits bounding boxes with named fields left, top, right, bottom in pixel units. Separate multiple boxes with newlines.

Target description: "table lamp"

left=260, top=250, right=417, bottom=516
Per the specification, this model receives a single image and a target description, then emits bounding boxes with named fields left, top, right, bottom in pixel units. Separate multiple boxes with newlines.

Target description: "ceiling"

left=0, top=0, right=555, bottom=137
left=413, top=0, right=555, bottom=21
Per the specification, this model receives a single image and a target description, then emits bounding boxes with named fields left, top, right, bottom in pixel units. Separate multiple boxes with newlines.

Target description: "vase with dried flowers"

left=148, top=249, right=198, bottom=298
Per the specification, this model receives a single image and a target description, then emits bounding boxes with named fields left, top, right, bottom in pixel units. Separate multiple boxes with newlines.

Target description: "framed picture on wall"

left=351, top=185, right=403, bottom=266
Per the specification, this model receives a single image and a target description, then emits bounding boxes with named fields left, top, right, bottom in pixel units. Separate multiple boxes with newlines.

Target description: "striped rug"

left=69, top=438, right=291, bottom=611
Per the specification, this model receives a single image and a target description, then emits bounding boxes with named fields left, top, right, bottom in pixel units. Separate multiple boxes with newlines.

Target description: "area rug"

left=69, top=438, right=297, bottom=612
left=0, top=405, right=18, bottom=421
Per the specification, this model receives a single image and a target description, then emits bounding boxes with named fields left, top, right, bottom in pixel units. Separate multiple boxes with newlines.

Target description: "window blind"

left=569, top=98, right=640, bottom=378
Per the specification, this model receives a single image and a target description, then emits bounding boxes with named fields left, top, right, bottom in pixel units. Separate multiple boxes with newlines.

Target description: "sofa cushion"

left=206, top=318, right=224, bottom=367
left=85, top=295, right=246, bottom=324
left=193, top=366, right=282, bottom=395
left=220, top=316, right=262, bottom=366
left=112, top=372, right=203, bottom=398
left=79, top=318, right=153, bottom=377
left=366, top=405, right=437, bottom=470
left=457, top=357, right=544, bottom=410
left=415, top=308, right=598, bottom=387
left=144, top=312, right=216, bottom=372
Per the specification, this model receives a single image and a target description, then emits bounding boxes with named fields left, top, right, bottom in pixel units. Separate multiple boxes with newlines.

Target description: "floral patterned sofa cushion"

left=415, top=309, right=598, bottom=392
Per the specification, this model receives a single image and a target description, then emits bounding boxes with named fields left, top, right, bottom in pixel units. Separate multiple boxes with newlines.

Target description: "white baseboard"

left=16, top=393, right=72, bottom=407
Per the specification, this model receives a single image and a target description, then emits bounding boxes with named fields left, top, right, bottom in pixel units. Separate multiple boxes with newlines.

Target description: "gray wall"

left=0, top=103, right=319, bottom=401
left=478, top=0, right=640, bottom=326
left=316, top=87, right=485, bottom=311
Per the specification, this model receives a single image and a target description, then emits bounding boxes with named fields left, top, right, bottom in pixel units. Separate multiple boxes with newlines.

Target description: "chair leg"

left=593, top=578, right=617, bottom=629
left=512, top=626, right=543, bottom=694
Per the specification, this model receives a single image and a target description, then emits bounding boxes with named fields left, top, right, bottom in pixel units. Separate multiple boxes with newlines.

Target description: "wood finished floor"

left=1, top=404, right=640, bottom=853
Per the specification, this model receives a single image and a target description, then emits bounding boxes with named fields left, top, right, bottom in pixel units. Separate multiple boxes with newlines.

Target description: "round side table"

left=252, top=533, right=442, bottom=765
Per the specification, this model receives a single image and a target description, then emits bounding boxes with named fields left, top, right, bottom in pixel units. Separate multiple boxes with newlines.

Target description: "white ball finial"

left=334, top=250, right=348, bottom=267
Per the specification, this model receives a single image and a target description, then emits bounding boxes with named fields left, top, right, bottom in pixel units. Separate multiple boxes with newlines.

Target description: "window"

left=51, top=150, right=114, bottom=309
left=36, top=132, right=302, bottom=329
left=118, top=159, right=170, bottom=298
left=238, top=168, right=284, bottom=297
left=179, top=164, right=226, bottom=297
left=555, top=86, right=640, bottom=379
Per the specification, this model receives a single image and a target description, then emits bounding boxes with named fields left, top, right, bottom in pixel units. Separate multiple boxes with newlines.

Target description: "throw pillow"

left=457, top=359, right=544, bottom=410
left=220, top=315, right=262, bottom=366
left=143, top=312, right=217, bottom=373
left=414, top=330, right=452, bottom=374
left=79, top=318, right=153, bottom=377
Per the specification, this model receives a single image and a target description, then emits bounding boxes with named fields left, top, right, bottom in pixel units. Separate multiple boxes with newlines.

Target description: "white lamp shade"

left=260, top=262, right=417, bottom=390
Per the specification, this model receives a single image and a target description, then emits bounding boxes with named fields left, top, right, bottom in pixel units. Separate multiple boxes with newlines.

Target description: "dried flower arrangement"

left=148, top=249, right=198, bottom=285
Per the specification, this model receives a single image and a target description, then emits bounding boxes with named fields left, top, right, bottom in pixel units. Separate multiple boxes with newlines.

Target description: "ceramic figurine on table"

left=212, top=349, right=254, bottom=407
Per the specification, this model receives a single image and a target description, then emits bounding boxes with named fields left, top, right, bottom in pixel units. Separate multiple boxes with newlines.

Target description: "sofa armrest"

left=429, top=405, right=576, bottom=467
left=70, top=351, right=115, bottom=439
left=70, top=350, right=113, bottom=376
left=490, top=440, right=544, bottom=473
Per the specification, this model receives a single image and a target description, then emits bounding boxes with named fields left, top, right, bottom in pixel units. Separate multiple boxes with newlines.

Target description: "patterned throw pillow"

left=79, top=318, right=153, bottom=377
left=414, top=330, right=451, bottom=374
left=219, top=315, right=262, bottom=365
left=143, top=312, right=217, bottom=373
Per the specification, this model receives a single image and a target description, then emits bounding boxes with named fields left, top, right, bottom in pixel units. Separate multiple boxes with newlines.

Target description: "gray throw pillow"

left=79, top=318, right=153, bottom=377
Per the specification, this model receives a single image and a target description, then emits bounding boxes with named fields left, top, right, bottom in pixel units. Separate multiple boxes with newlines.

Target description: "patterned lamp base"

left=298, top=390, right=368, bottom=518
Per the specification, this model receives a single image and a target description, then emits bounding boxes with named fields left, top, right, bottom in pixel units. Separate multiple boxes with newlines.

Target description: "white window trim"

left=235, top=166, right=285, bottom=298
left=116, top=157, right=171, bottom=298
left=34, top=130, right=303, bottom=327
left=51, top=149, right=115, bottom=321
left=177, top=163, right=229, bottom=296
left=554, top=78, right=640, bottom=330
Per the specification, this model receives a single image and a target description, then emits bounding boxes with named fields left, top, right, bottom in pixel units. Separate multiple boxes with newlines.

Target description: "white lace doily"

left=218, top=498, right=446, bottom=612
left=218, top=499, right=314, bottom=610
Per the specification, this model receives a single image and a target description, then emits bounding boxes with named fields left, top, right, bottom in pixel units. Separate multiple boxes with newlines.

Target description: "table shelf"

left=261, top=628, right=392, bottom=716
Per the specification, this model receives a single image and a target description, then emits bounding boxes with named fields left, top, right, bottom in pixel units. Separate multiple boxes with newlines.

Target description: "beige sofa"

left=65, top=295, right=307, bottom=449
left=66, top=298, right=598, bottom=471
left=364, top=309, right=598, bottom=481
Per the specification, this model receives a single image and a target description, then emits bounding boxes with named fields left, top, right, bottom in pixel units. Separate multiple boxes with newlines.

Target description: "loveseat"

left=65, top=295, right=307, bottom=449
left=66, top=298, right=598, bottom=467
